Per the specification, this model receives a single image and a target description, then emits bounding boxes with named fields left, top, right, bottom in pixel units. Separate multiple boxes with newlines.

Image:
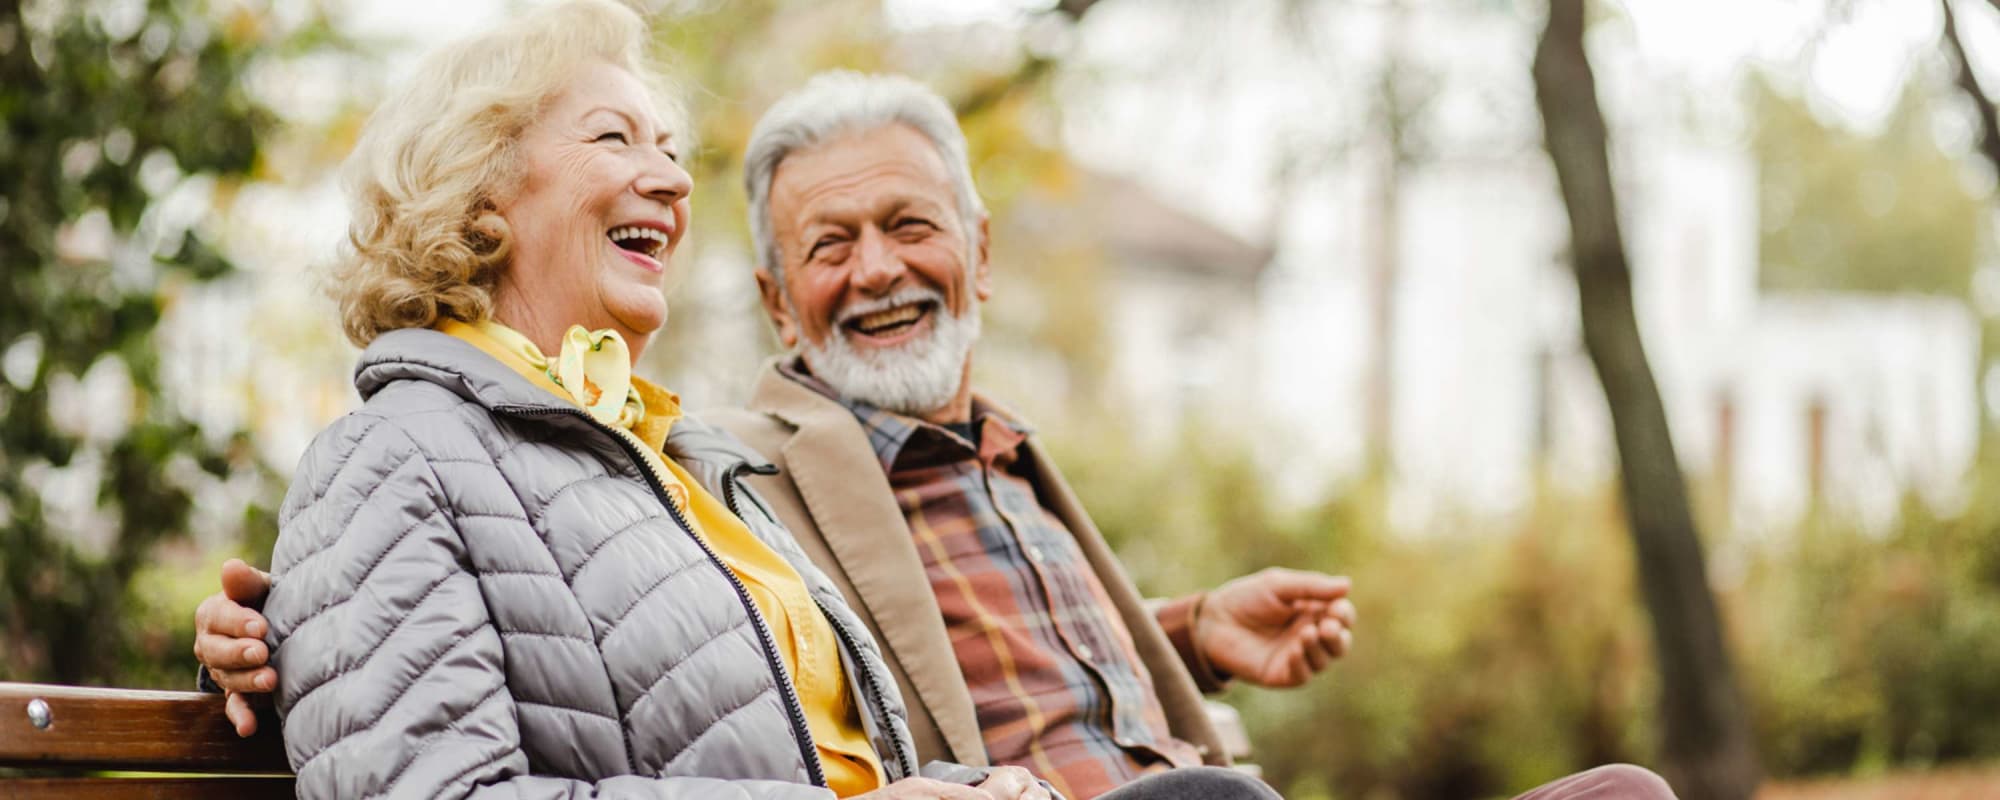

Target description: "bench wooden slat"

left=0, top=682, right=289, bottom=773
left=0, top=776, right=297, bottom=799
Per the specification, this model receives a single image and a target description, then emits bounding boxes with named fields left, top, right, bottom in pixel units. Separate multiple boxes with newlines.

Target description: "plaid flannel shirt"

left=783, top=363, right=1203, bottom=799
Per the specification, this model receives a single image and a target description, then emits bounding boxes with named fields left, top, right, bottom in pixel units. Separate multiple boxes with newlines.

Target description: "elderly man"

left=711, top=72, right=1354, bottom=790
left=196, top=72, right=1676, bottom=800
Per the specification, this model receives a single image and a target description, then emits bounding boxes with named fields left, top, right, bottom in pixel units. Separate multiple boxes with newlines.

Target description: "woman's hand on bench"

left=193, top=558, right=278, bottom=737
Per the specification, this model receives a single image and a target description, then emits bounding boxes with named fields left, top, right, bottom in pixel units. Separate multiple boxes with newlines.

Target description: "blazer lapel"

left=748, top=367, right=989, bottom=766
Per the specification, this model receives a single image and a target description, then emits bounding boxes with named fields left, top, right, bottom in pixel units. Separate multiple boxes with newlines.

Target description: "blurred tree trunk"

left=1363, top=120, right=1401, bottom=478
left=1362, top=3, right=1412, bottom=479
left=1530, top=2, right=1761, bottom=798
left=1943, top=0, right=2000, bottom=449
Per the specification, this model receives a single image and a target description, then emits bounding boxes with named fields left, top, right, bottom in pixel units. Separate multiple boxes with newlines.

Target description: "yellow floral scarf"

left=475, top=320, right=645, bottom=431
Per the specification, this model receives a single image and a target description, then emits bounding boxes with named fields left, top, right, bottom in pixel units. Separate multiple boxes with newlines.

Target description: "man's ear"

left=754, top=268, right=799, bottom=349
left=973, top=214, right=993, bottom=302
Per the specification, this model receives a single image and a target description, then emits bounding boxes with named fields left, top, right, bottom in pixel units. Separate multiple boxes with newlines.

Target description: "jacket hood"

left=355, top=328, right=561, bottom=411
left=355, top=328, right=775, bottom=477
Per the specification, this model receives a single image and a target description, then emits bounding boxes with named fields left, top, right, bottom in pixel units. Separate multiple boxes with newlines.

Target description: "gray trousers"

left=1095, top=767, right=1283, bottom=800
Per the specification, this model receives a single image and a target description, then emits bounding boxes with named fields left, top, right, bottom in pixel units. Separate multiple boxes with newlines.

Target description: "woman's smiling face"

left=493, top=61, right=692, bottom=356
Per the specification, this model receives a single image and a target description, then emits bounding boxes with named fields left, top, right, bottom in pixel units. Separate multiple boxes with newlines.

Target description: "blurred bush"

left=1, top=0, right=273, bottom=686
left=1740, top=471, right=2000, bottom=778
left=0, top=0, right=334, bottom=688
left=1055, top=421, right=2000, bottom=799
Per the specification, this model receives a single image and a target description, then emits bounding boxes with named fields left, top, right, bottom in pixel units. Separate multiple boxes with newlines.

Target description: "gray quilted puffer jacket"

left=263, top=328, right=969, bottom=799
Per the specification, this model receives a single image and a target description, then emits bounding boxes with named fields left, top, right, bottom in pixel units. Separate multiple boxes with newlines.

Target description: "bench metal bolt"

left=26, top=698, right=51, bottom=729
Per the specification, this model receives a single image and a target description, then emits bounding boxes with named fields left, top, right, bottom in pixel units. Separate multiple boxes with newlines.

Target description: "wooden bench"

left=0, top=682, right=293, bottom=799
left=0, top=681, right=1253, bottom=795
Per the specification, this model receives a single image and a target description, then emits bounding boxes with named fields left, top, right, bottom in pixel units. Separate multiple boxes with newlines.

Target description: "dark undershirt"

left=942, top=420, right=979, bottom=447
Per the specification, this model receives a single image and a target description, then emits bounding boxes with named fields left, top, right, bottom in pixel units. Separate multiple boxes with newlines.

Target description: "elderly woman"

left=239, top=2, right=1049, bottom=798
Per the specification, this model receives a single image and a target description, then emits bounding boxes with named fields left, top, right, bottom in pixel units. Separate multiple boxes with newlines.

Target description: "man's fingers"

left=220, top=559, right=273, bottom=607
left=192, top=603, right=269, bottom=666
left=1320, top=617, right=1351, bottom=659
left=1259, top=615, right=1322, bottom=685
left=1283, top=648, right=1313, bottom=686
left=194, top=627, right=268, bottom=670
left=1301, top=629, right=1334, bottom=673
left=199, top=592, right=270, bottom=641
left=207, top=665, right=277, bottom=695
left=224, top=691, right=260, bottom=738
left=1328, top=597, right=1357, bottom=629
left=1257, top=567, right=1351, bottom=603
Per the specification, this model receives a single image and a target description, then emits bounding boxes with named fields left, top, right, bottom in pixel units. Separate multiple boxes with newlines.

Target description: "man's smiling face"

left=757, top=123, right=991, bottom=419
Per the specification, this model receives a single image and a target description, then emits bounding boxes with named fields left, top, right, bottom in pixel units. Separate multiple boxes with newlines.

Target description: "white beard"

left=798, top=286, right=979, bottom=417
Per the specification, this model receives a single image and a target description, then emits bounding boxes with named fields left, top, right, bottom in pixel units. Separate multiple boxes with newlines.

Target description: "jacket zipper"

left=817, top=595, right=919, bottom=780
left=498, top=405, right=827, bottom=788
left=723, top=464, right=918, bottom=781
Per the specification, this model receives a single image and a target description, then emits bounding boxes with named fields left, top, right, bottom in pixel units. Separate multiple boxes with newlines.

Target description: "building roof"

left=1008, top=169, right=1275, bottom=282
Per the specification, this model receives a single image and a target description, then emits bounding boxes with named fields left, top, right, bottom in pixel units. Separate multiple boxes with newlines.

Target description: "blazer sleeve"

left=263, top=414, right=833, bottom=800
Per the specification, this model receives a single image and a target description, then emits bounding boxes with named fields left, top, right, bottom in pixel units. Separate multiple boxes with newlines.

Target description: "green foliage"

left=1060, top=419, right=2000, bottom=798
left=1753, top=74, right=1985, bottom=296
left=1742, top=485, right=2000, bottom=777
left=0, top=0, right=285, bottom=685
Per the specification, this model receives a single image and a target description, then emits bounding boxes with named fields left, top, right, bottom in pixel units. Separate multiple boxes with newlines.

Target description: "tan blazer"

left=703, top=362, right=1229, bottom=769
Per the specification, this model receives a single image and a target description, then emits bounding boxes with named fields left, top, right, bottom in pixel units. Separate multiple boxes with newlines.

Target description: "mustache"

left=830, top=287, right=948, bottom=328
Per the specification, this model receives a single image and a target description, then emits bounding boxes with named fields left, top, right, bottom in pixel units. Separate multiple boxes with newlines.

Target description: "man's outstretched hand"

left=192, top=558, right=276, bottom=737
left=1196, top=567, right=1356, bottom=688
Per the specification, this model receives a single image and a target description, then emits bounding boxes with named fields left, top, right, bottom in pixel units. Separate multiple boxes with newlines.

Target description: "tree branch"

left=949, top=0, right=1107, bottom=118
left=1946, top=0, right=2000, bottom=175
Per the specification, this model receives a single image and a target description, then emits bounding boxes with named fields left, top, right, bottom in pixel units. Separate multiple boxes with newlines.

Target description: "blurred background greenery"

left=4, top=0, right=1999, bottom=798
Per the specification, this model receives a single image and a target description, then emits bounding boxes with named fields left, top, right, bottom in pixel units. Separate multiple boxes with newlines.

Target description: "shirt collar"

left=778, top=356, right=1030, bottom=472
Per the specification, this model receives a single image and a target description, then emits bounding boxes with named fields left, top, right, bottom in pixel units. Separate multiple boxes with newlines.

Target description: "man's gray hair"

left=743, top=71, right=987, bottom=281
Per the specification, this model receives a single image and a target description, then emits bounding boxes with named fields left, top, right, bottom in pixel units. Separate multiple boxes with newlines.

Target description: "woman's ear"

left=469, top=211, right=513, bottom=260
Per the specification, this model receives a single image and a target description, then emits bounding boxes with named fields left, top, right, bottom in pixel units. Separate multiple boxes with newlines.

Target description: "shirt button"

left=1027, top=545, right=1044, bottom=562
left=1076, top=644, right=1094, bottom=661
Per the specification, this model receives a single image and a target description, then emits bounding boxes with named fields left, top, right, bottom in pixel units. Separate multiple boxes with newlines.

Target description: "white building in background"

left=1057, top=0, right=1984, bottom=532
left=1703, top=294, right=1980, bottom=530
left=990, top=170, right=1275, bottom=443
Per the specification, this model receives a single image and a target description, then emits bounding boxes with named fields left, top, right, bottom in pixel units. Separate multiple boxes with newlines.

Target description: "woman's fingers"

left=854, top=777, right=989, bottom=799
left=976, top=767, right=1046, bottom=800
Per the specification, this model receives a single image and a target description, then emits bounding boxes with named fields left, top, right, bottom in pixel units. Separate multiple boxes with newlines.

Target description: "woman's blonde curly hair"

left=330, top=0, right=685, bottom=347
